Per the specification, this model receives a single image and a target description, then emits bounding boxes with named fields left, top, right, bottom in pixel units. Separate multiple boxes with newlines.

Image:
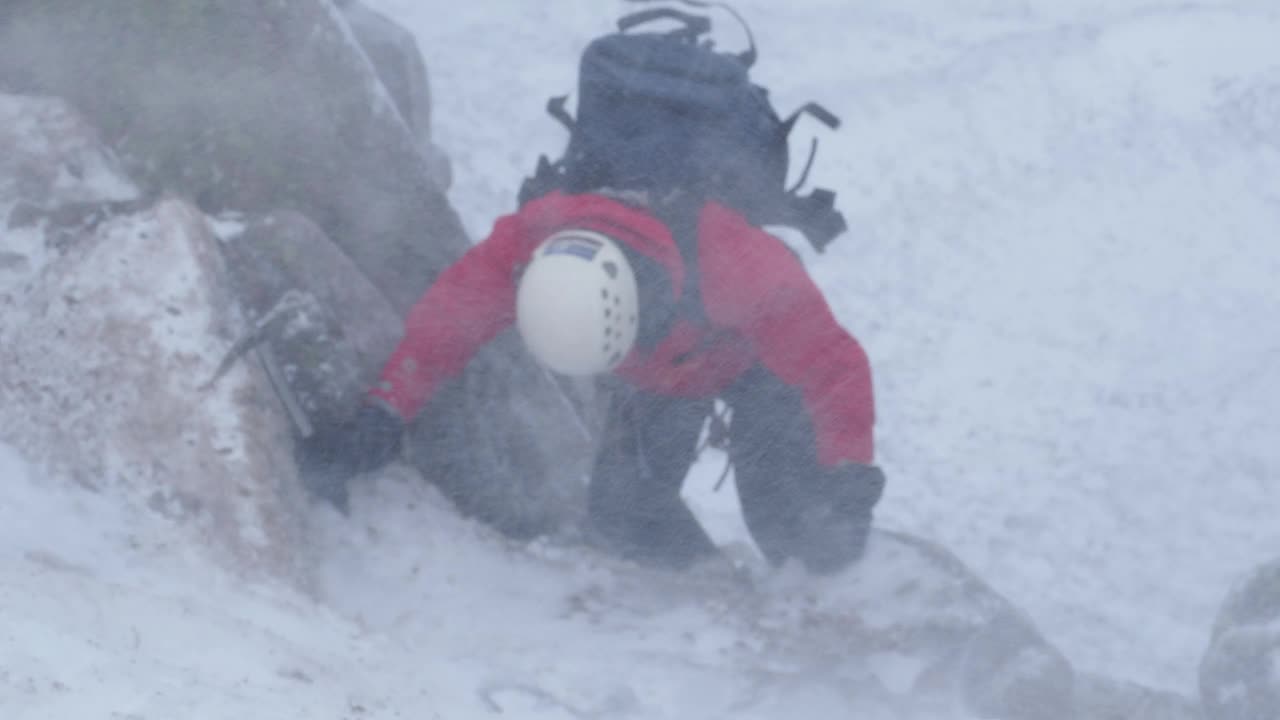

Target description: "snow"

left=0, top=444, right=464, bottom=720
left=1, top=442, right=987, bottom=720
left=2, top=0, right=1280, bottom=717
left=0, top=94, right=140, bottom=301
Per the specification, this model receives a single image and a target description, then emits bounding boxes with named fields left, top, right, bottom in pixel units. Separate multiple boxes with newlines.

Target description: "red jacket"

left=370, top=192, right=875, bottom=465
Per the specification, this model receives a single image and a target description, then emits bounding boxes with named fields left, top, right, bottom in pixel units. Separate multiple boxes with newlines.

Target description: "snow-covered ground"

left=3, top=0, right=1280, bottom=717
left=375, top=0, right=1280, bottom=692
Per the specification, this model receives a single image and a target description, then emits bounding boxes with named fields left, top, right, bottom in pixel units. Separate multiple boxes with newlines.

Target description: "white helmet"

left=516, top=228, right=640, bottom=376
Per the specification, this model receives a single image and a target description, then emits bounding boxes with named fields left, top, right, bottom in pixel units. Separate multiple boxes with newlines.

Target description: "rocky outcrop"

left=1200, top=557, right=1280, bottom=720
left=0, top=0, right=458, bottom=313
left=551, top=527, right=1078, bottom=718
left=0, top=88, right=590, bottom=576
left=0, top=98, right=303, bottom=577
left=0, top=3, right=594, bottom=538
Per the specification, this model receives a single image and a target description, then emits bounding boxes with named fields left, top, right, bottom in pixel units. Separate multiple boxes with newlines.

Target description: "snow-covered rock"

left=0, top=193, right=307, bottom=576
left=0, top=94, right=136, bottom=212
left=0, top=93, right=139, bottom=300
left=791, top=530, right=1076, bottom=719
left=1200, top=557, right=1280, bottom=720
left=0, top=95, right=304, bottom=577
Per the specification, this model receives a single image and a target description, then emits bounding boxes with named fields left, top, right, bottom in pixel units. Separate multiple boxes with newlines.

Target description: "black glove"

left=835, top=462, right=886, bottom=515
left=295, top=401, right=405, bottom=513
left=798, top=462, right=886, bottom=574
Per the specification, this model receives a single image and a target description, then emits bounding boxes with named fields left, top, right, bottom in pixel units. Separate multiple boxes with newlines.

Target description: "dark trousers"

left=587, top=366, right=878, bottom=573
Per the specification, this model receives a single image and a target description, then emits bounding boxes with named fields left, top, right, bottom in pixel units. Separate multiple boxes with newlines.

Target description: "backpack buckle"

left=787, top=189, right=847, bottom=253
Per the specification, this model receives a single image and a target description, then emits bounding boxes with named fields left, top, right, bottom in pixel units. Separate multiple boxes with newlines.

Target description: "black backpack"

left=519, top=1, right=847, bottom=253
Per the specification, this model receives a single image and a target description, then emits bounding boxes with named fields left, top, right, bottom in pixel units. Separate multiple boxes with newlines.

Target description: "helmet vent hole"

left=602, top=261, right=619, bottom=279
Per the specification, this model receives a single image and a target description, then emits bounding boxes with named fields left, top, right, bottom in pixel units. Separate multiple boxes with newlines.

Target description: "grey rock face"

left=337, top=0, right=451, bottom=191
left=404, top=335, right=594, bottom=540
left=1200, top=557, right=1280, bottom=720
left=0, top=0, right=462, bottom=314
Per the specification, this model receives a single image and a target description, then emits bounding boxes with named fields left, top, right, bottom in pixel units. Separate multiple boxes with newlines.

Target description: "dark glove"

left=834, top=462, right=886, bottom=515
left=798, top=462, right=886, bottom=574
left=295, top=401, right=405, bottom=513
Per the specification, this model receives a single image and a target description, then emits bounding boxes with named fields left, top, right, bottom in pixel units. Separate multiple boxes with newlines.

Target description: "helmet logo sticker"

left=543, top=234, right=602, bottom=261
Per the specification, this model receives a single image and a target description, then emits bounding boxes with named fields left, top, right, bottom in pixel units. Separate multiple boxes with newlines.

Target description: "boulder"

left=0, top=0, right=459, bottom=313
left=1, top=93, right=142, bottom=299
left=680, top=530, right=1079, bottom=719
left=0, top=123, right=303, bottom=579
left=858, top=531, right=1077, bottom=719
left=1200, top=557, right=1280, bottom=720
left=403, top=339, right=593, bottom=539
left=337, top=0, right=451, bottom=191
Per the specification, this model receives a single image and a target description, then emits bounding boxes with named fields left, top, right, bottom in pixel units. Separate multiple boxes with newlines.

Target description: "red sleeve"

left=369, top=209, right=533, bottom=420
left=698, top=203, right=876, bottom=465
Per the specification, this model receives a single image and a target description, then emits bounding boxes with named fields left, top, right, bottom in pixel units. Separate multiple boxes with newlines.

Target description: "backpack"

left=518, top=1, right=847, bottom=253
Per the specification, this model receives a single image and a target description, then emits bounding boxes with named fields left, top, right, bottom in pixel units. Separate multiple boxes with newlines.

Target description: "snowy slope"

left=2, top=1, right=1279, bottom=717
left=1, top=439, right=1012, bottom=720
left=370, top=0, right=1280, bottom=693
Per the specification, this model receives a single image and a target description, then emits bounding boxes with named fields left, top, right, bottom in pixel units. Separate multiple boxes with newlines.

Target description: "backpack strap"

left=617, top=7, right=710, bottom=42
left=546, top=95, right=575, bottom=132
left=622, top=0, right=757, bottom=67
left=777, top=103, right=845, bottom=252
left=783, top=102, right=841, bottom=133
